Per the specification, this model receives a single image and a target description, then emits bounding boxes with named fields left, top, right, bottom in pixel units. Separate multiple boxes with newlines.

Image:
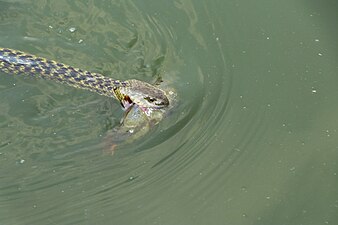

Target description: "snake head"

left=117, top=79, right=169, bottom=111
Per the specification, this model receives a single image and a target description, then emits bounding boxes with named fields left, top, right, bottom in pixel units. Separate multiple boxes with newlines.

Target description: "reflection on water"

left=1, top=0, right=338, bottom=225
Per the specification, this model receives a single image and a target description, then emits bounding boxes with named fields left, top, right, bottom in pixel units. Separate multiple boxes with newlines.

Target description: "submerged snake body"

left=0, top=48, right=169, bottom=110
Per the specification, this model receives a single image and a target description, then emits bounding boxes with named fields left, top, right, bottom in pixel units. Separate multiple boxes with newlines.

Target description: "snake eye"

left=144, top=96, right=156, bottom=103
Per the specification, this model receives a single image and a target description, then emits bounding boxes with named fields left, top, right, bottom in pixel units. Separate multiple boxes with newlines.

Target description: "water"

left=1, top=0, right=337, bottom=224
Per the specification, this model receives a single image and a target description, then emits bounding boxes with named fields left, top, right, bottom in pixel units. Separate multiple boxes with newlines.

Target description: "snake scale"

left=0, top=47, right=169, bottom=113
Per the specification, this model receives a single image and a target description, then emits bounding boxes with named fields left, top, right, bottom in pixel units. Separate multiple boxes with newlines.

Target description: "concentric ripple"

left=0, top=1, right=320, bottom=225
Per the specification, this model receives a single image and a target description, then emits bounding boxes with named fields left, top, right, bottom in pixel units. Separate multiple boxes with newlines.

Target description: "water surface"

left=0, top=0, right=337, bottom=224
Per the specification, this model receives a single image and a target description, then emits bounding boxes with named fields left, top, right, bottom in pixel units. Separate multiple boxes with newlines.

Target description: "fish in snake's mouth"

left=120, top=96, right=158, bottom=117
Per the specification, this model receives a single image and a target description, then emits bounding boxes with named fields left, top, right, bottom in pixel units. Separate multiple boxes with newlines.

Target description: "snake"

left=0, top=48, right=169, bottom=114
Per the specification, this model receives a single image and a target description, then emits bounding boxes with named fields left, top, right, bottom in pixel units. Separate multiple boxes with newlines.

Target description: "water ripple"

left=0, top=1, right=273, bottom=224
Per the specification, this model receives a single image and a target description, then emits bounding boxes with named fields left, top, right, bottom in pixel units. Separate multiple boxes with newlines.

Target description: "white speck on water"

left=311, top=88, right=317, bottom=93
left=240, top=186, right=247, bottom=192
left=216, top=37, right=219, bottom=41
left=318, top=53, right=323, bottom=56
left=128, top=129, right=134, bottom=134
left=289, top=166, right=296, bottom=171
left=48, top=25, right=53, bottom=29
left=20, top=159, right=25, bottom=164
left=315, top=39, right=319, bottom=42
left=266, top=36, right=270, bottom=40
left=13, top=83, right=16, bottom=86
left=78, top=39, right=83, bottom=44
left=69, top=27, right=76, bottom=33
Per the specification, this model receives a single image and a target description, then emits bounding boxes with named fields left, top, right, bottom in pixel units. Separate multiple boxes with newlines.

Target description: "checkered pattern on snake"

left=0, top=47, right=127, bottom=98
left=0, top=48, right=169, bottom=109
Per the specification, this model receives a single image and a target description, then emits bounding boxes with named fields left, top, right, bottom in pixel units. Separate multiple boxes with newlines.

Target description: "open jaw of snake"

left=0, top=48, right=169, bottom=115
left=104, top=84, right=177, bottom=152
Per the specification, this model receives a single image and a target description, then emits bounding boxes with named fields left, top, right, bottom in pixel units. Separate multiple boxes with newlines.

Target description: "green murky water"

left=1, top=0, right=337, bottom=224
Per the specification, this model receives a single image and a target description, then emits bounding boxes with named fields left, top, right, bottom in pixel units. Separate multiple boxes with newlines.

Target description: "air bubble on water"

left=69, top=27, right=76, bottom=33
left=240, top=186, right=247, bottom=192
left=289, top=166, right=296, bottom=172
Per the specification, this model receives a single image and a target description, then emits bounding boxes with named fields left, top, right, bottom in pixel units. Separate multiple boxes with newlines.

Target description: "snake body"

left=0, top=48, right=169, bottom=111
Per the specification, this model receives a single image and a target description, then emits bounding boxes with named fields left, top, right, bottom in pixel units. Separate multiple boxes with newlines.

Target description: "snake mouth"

left=120, top=98, right=158, bottom=117
left=120, top=96, right=134, bottom=110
